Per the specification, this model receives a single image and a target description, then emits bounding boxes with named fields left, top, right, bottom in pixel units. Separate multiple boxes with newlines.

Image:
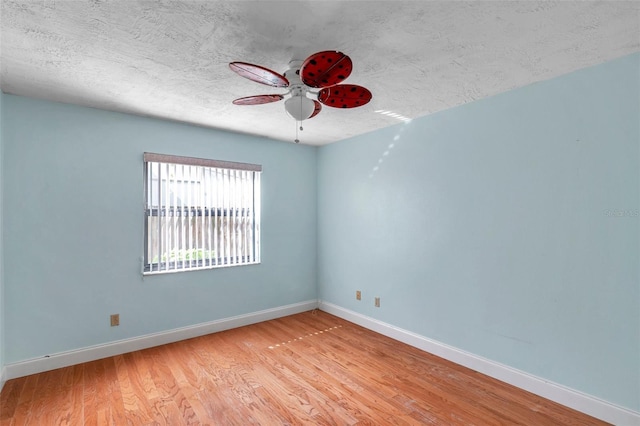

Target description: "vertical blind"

left=143, top=153, right=261, bottom=274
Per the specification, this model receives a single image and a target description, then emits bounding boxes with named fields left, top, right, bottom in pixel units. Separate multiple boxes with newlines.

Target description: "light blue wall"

left=2, top=95, right=317, bottom=363
left=317, top=53, right=640, bottom=410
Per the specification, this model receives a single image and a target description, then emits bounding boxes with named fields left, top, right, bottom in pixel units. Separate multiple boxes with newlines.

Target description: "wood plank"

left=100, top=356, right=130, bottom=425
left=0, top=375, right=24, bottom=421
left=0, top=311, right=611, bottom=425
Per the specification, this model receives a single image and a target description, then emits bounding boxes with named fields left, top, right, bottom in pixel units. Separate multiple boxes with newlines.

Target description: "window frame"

left=142, top=152, right=261, bottom=275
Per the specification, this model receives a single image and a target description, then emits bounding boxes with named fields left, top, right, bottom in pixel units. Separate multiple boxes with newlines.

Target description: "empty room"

left=0, top=1, right=638, bottom=424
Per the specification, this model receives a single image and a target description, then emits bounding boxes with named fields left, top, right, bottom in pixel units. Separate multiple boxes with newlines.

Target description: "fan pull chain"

left=294, top=120, right=302, bottom=143
left=294, top=95, right=306, bottom=144
left=295, top=120, right=301, bottom=144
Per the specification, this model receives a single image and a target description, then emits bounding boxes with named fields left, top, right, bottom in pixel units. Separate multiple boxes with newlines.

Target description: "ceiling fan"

left=229, top=50, right=372, bottom=141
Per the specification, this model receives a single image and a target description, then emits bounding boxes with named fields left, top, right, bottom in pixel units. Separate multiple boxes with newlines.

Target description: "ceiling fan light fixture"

left=284, top=95, right=315, bottom=121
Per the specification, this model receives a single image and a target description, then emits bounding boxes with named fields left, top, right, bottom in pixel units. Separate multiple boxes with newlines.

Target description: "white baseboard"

left=319, top=301, right=640, bottom=426
left=4, top=300, right=317, bottom=382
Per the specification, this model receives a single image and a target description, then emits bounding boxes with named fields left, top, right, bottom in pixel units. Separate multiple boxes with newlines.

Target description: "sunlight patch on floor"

left=268, top=325, right=343, bottom=349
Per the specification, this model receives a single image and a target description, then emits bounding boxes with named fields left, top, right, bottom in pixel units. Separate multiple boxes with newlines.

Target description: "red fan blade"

left=229, top=62, right=289, bottom=88
left=232, top=94, right=284, bottom=105
left=318, top=84, right=372, bottom=108
left=300, top=51, right=352, bottom=88
left=309, top=101, right=322, bottom=118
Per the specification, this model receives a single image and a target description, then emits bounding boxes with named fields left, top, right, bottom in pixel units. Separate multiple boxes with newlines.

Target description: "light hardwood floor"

left=0, top=310, right=609, bottom=425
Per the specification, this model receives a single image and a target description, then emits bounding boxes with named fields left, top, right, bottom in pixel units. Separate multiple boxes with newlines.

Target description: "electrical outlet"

left=375, top=297, right=380, bottom=307
left=356, top=290, right=361, bottom=300
left=110, top=314, right=120, bottom=327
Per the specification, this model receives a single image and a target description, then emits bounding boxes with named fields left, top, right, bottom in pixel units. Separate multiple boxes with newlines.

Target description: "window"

left=143, top=152, right=261, bottom=274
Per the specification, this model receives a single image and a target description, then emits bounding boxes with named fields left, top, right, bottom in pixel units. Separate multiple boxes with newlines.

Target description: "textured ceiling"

left=1, top=1, right=639, bottom=145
